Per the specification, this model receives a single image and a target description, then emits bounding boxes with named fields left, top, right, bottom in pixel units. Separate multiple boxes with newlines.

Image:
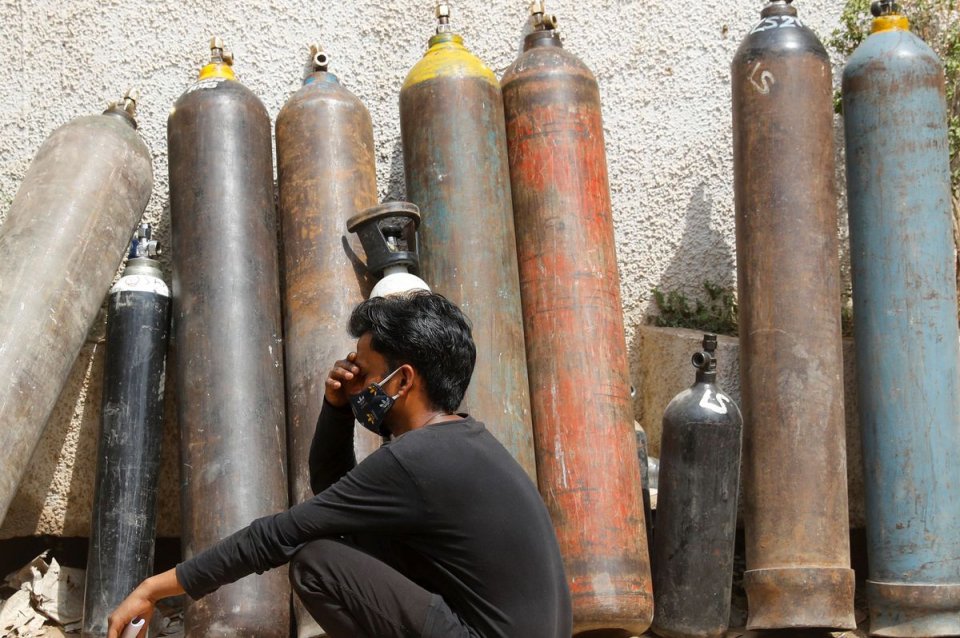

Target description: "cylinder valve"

left=347, top=202, right=430, bottom=298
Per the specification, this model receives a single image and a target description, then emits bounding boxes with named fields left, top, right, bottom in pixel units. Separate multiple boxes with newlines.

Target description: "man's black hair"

left=348, top=291, right=477, bottom=413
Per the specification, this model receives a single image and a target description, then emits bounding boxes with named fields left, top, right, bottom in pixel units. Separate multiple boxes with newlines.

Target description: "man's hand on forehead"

left=325, top=351, right=363, bottom=408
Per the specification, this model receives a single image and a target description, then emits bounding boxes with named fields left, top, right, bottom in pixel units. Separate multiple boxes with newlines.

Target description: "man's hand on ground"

left=107, top=568, right=183, bottom=638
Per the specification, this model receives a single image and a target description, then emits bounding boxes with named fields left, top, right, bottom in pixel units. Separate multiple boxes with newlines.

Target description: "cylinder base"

left=650, top=621, right=725, bottom=638
left=867, top=581, right=960, bottom=637
left=571, top=594, right=652, bottom=637
left=744, top=566, right=856, bottom=630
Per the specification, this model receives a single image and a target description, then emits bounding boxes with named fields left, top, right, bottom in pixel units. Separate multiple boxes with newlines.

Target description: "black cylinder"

left=81, top=227, right=171, bottom=638
left=651, top=334, right=743, bottom=638
left=168, top=41, right=290, bottom=636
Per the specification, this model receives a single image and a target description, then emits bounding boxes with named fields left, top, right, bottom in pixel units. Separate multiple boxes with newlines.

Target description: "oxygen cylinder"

left=82, top=224, right=170, bottom=638
left=501, top=3, right=650, bottom=633
left=277, top=44, right=383, bottom=472
left=168, top=38, right=289, bottom=637
left=731, top=1, right=856, bottom=629
left=276, top=44, right=382, bottom=638
left=651, top=334, right=743, bottom=638
left=399, top=3, right=536, bottom=480
left=843, top=3, right=960, bottom=635
left=0, top=92, right=152, bottom=523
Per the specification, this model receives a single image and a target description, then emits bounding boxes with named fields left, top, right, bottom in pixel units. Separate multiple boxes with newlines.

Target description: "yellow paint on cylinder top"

left=198, top=62, right=236, bottom=81
left=872, top=14, right=910, bottom=33
left=402, top=32, right=497, bottom=90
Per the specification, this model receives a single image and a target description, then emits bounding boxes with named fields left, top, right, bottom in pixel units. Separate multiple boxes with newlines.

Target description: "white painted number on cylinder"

left=750, top=16, right=805, bottom=34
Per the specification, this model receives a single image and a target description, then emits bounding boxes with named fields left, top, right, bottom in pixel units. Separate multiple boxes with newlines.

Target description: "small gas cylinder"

left=651, top=335, right=743, bottom=638
left=81, top=225, right=170, bottom=638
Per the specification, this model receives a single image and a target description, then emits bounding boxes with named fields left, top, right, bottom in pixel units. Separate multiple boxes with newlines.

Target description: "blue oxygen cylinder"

left=843, top=2, right=960, bottom=636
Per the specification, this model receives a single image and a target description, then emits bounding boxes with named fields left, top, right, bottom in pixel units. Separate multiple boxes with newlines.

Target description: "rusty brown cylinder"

left=0, top=100, right=152, bottom=524
left=399, top=18, right=536, bottom=480
left=501, top=24, right=651, bottom=635
left=168, top=45, right=290, bottom=637
left=276, top=51, right=381, bottom=638
left=731, top=1, right=856, bottom=630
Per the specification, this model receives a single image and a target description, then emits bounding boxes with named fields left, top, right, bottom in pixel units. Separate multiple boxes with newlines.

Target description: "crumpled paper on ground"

left=0, top=552, right=84, bottom=637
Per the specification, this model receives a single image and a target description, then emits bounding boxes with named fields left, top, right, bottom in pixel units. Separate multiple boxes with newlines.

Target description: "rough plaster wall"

left=0, top=0, right=851, bottom=537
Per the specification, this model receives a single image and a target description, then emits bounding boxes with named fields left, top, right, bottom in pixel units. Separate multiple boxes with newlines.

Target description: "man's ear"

left=395, top=363, right=416, bottom=397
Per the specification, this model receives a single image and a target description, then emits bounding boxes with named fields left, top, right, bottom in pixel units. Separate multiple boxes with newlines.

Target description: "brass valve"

left=529, top=0, right=558, bottom=30
left=209, top=36, right=234, bottom=66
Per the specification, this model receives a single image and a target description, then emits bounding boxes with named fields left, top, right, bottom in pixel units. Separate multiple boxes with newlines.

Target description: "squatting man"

left=107, top=291, right=572, bottom=638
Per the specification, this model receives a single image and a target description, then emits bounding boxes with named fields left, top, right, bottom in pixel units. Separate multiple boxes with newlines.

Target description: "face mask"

left=349, top=367, right=402, bottom=436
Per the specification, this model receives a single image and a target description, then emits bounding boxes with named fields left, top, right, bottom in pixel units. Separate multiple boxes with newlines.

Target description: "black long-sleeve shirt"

left=176, top=401, right=572, bottom=638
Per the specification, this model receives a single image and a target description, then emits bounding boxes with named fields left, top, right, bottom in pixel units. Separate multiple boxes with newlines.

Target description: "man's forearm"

left=139, top=568, right=184, bottom=602
left=309, top=399, right=357, bottom=494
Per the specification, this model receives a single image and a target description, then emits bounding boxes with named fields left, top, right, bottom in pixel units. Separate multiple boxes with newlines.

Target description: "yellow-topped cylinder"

left=398, top=5, right=537, bottom=490
left=402, top=32, right=496, bottom=89
left=168, top=35, right=289, bottom=638
left=197, top=36, right=236, bottom=81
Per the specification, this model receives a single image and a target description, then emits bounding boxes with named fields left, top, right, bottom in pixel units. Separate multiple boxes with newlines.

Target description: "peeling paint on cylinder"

left=399, top=12, right=536, bottom=480
left=168, top=43, right=290, bottom=637
left=502, top=18, right=651, bottom=635
left=0, top=103, right=153, bottom=525
left=276, top=51, right=381, bottom=638
left=843, top=7, right=960, bottom=636
left=731, top=1, right=856, bottom=630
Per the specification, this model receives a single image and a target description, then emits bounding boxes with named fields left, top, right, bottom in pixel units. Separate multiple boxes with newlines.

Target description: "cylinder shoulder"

left=278, top=76, right=369, bottom=123
left=502, top=45, right=596, bottom=87
left=111, top=272, right=170, bottom=297
left=47, top=113, right=152, bottom=172
left=844, top=29, right=942, bottom=82
left=171, top=78, right=268, bottom=119
left=663, top=383, right=744, bottom=427
left=402, top=44, right=498, bottom=91
left=733, top=17, right=828, bottom=64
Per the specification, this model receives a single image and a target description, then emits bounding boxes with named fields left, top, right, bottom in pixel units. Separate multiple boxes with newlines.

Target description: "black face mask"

left=349, top=367, right=401, bottom=437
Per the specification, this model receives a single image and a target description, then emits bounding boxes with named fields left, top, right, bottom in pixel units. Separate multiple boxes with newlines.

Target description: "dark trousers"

left=289, top=537, right=476, bottom=638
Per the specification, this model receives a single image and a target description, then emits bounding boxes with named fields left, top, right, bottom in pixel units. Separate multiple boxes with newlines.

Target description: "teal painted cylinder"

left=399, top=11, right=536, bottom=481
left=843, top=12, right=960, bottom=638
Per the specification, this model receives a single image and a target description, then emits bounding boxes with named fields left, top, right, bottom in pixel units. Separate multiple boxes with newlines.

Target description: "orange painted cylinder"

left=502, top=23, right=652, bottom=636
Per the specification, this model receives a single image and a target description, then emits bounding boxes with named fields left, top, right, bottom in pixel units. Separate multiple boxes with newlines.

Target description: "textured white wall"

left=0, top=0, right=849, bottom=537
